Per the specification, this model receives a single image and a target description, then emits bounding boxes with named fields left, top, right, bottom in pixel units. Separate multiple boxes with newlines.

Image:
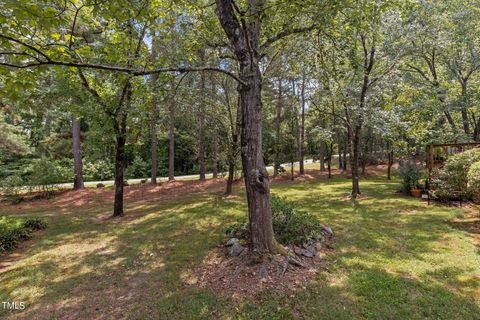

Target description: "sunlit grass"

left=0, top=173, right=478, bottom=319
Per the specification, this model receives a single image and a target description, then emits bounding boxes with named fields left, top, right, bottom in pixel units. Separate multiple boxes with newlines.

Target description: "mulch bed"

left=189, top=240, right=334, bottom=299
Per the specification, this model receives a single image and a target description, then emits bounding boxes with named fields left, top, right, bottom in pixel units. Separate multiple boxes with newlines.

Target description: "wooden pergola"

left=426, top=142, right=480, bottom=172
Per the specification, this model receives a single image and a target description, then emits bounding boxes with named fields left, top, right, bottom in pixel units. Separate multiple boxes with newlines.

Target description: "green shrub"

left=125, top=156, right=149, bottom=179
left=0, top=175, right=24, bottom=203
left=398, top=161, right=422, bottom=193
left=27, top=158, right=64, bottom=197
left=23, top=218, right=47, bottom=231
left=467, top=161, right=480, bottom=202
left=430, top=148, right=480, bottom=199
left=84, top=159, right=115, bottom=181
left=226, top=194, right=323, bottom=245
left=0, top=217, right=47, bottom=255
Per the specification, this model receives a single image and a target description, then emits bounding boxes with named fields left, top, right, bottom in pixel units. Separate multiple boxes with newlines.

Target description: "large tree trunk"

left=112, top=79, right=131, bottom=218
left=168, top=79, right=175, bottom=181
left=113, top=129, right=126, bottom=217
left=72, top=117, right=84, bottom=190
left=238, top=65, right=274, bottom=253
left=299, top=73, right=306, bottom=175
left=217, top=0, right=274, bottom=253
left=273, top=78, right=283, bottom=177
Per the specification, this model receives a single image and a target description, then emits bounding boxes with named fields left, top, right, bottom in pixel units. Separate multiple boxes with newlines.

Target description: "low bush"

left=467, top=161, right=480, bottom=202
left=226, top=194, right=323, bottom=245
left=398, top=161, right=422, bottom=193
left=0, top=217, right=47, bottom=255
left=23, top=218, right=47, bottom=231
left=0, top=175, right=24, bottom=204
left=430, top=148, right=480, bottom=200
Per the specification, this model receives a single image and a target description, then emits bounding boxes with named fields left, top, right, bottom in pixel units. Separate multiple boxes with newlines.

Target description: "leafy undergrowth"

left=0, top=171, right=479, bottom=319
left=0, top=217, right=46, bottom=254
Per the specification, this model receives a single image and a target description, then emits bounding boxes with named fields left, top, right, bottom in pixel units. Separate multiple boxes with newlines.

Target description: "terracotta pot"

left=410, top=189, right=422, bottom=198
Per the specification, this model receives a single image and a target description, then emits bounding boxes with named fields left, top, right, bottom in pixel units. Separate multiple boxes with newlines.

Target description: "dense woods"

left=1, top=0, right=480, bottom=253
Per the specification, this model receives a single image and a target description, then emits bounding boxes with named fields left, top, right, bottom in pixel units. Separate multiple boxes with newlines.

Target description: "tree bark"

left=198, top=70, right=207, bottom=182
left=150, top=75, right=159, bottom=185
left=212, top=133, right=219, bottom=179
left=351, top=124, right=361, bottom=198
left=461, top=79, right=471, bottom=135
left=216, top=0, right=274, bottom=253
left=225, top=80, right=240, bottom=195
left=274, top=78, right=283, bottom=177
left=168, top=79, right=175, bottom=181
left=387, top=141, right=394, bottom=181
left=319, top=142, right=325, bottom=172
left=72, top=117, right=84, bottom=190
left=299, top=72, right=306, bottom=175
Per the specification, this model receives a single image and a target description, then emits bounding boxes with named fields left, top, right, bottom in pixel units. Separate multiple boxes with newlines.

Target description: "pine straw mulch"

left=188, top=240, right=335, bottom=299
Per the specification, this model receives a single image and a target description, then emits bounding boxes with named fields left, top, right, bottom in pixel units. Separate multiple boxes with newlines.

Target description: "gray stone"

left=294, top=246, right=315, bottom=258
left=306, top=245, right=317, bottom=256
left=320, top=224, right=333, bottom=237
left=314, top=242, right=322, bottom=252
left=226, top=238, right=239, bottom=246
left=229, top=242, right=244, bottom=257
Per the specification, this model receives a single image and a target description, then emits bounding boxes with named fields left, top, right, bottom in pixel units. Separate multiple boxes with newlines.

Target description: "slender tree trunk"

left=474, top=115, right=480, bottom=142
left=291, top=161, right=294, bottom=180
left=461, top=80, right=470, bottom=135
left=168, top=79, right=175, bottom=181
left=351, top=126, right=361, bottom=198
left=212, top=133, right=218, bottom=179
left=299, top=73, right=306, bottom=175
left=113, top=130, right=126, bottom=217
left=226, top=157, right=235, bottom=194
left=199, top=70, right=207, bottom=182
left=274, top=78, right=283, bottom=177
left=387, top=141, right=394, bottom=181
left=72, top=117, right=84, bottom=190
left=225, top=80, right=240, bottom=195
left=342, top=143, right=347, bottom=171
left=338, top=145, right=343, bottom=170
left=150, top=75, right=159, bottom=185
left=327, top=143, right=332, bottom=179
left=319, top=142, right=325, bottom=172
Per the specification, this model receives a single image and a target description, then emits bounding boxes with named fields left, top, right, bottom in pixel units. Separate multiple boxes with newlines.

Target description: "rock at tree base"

left=226, top=238, right=239, bottom=246
left=229, top=242, right=244, bottom=257
left=320, top=224, right=333, bottom=237
left=294, top=246, right=315, bottom=258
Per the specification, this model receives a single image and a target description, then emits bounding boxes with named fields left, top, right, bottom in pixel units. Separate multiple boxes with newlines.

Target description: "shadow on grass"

left=0, top=178, right=479, bottom=319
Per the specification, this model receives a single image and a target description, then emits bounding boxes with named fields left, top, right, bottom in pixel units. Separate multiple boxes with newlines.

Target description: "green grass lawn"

left=0, top=174, right=479, bottom=319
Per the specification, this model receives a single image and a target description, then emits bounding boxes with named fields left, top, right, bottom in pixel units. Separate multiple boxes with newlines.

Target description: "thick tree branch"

left=260, top=24, right=317, bottom=52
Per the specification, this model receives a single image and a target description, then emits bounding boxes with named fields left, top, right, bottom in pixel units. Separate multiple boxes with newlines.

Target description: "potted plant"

left=398, top=161, right=422, bottom=197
